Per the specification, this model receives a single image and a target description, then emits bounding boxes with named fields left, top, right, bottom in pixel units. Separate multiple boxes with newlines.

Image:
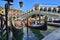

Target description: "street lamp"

left=19, top=0, right=23, bottom=8
left=4, top=0, right=13, bottom=2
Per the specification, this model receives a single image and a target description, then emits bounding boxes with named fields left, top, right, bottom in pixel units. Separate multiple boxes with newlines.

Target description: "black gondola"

left=25, top=16, right=47, bottom=30
left=11, top=19, right=23, bottom=32
left=12, top=25, right=23, bottom=32
left=25, top=23, right=47, bottom=30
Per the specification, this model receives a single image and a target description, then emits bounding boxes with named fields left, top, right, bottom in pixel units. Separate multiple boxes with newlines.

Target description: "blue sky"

left=0, top=0, right=60, bottom=12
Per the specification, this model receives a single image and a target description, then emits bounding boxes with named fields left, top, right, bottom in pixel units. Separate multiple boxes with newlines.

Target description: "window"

left=48, top=8, right=51, bottom=12
left=14, top=10, right=16, bottom=12
left=43, top=7, right=47, bottom=11
left=30, top=9, right=33, bottom=12
left=1, top=8, right=3, bottom=9
left=57, top=8, right=60, bottom=13
left=40, top=8, right=43, bottom=11
left=37, top=14, right=39, bottom=17
left=52, top=8, right=56, bottom=12
left=14, top=10, right=17, bottom=13
left=35, top=7, right=38, bottom=10
left=2, top=11, right=3, bottom=13
left=31, top=14, right=36, bottom=18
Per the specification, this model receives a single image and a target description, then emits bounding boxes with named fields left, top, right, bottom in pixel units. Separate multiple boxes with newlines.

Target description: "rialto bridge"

left=19, top=4, right=60, bottom=21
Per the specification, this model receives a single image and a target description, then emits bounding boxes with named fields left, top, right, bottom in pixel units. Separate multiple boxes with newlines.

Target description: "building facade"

left=0, top=6, right=24, bottom=26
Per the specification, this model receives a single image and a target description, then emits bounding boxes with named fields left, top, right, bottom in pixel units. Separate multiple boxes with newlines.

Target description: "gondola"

left=25, top=14, right=47, bottom=30
left=25, top=20, right=47, bottom=30
left=12, top=25, right=23, bottom=32
left=11, top=19, right=23, bottom=32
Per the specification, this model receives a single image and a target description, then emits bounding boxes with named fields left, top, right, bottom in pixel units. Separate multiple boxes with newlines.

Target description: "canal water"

left=0, top=25, right=59, bottom=40
left=12, top=25, right=58, bottom=40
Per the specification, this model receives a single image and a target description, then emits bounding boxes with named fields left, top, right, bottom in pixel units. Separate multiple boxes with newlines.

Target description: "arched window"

left=48, top=8, right=51, bottom=12
left=37, top=14, right=39, bottom=17
left=43, top=7, right=47, bottom=11
left=57, top=8, right=60, bottom=13
left=31, top=9, right=33, bottom=12
left=52, top=8, right=56, bottom=12
left=31, top=14, right=36, bottom=18
left=2, top=11, right=3, bottom=13
left=35, top=7, right=39, bottom=10
left=40, top=8, right=43, bottom=11
left=30, top=9, right=33, bottom=12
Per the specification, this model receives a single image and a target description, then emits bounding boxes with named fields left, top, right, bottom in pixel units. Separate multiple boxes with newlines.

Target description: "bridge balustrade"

left=33, top=6, right=60, bottom=13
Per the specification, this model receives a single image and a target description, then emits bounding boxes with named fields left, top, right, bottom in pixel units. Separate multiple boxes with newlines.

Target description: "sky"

left=0, top=0, right=60, bottom=12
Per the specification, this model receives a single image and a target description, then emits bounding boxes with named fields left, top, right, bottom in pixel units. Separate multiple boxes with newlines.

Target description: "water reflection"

left=13, top=30, right=23, bottom=40
left=13, top=26, right=44, bottom=40
left=23, top=27, right=44, bottom=40
left=0, top=25, right=58, bottom=40
left=12, top=25, right=58, bottom=40
left=30, top=28, right=44, bottom=40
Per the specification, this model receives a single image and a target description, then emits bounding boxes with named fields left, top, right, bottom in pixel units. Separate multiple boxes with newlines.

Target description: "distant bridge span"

left=20, top=10, right=60, bottom=20
left=19, top=5, right=60, bottom=20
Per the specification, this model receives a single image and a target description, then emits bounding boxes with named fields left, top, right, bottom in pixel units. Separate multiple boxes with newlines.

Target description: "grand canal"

left=12, top=25, right=59, bottom=40
left=0, top=15, right=59, bottom=40
left=0, top=22, right=59, bottom=40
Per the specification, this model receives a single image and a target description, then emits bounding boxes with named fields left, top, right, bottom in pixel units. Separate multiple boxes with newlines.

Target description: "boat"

left=47, top=19, right=60, bottom=27
left=53, top=20, right=60, bottom=23
left=25, top=18, right=47, bottom=30
left=25, top=23, right=47, bottom=30
left=47, top=22, right=60, bottom=27
left=47, top=19, right=60, bottom=23
left=47, top=20, right=52, bottom=22
left=12, top=19, right=23, bottom=32
left=12, top=25, right=23, bottom=32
